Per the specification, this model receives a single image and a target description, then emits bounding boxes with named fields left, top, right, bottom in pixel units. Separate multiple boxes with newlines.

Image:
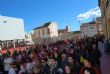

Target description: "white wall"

left=49, top=22, right=58, bottom=37
left=0, top=16, right=25, bottom=41
left=25, top=33, right=32, bottom=42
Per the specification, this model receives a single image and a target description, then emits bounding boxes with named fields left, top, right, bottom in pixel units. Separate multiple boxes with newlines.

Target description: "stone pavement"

left=98, top=42, right=110, bottom=74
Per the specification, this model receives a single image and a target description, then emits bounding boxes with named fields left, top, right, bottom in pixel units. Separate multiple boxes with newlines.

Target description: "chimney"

left=66, top=26, right=70, bottom=32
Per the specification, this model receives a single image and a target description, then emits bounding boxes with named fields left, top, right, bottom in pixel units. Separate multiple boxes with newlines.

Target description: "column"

left=7, top=41, right=9, bottom=48
left=2, top=41, right=4, bottom=49
left=0, top=40, right=1, bottom=50
left=11, top=40, right=13, bottom=48
left=13, top=40, right=16, bottom=48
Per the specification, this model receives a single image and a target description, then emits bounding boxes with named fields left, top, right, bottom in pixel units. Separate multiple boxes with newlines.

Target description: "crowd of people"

left=105, top=39, right=110, bottom=52
left=0, top=36, right=104, bottom=74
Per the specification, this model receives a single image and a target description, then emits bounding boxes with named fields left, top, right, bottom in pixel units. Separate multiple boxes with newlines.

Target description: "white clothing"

left=4, top=58, right=13, bottom=71
left=32, top=61, right=36, bottom=66
left=20, top=65, right=25, bottom=70
left=18, top=70, right=25, bottom=74
left=25, top=63, right=34, bottom=73
left=8, top=68, right=16, bottom=74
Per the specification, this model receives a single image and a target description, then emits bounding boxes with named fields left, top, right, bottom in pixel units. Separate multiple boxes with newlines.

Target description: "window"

left=47, top=28, right=50, bottom=34
left=90, top=26, right=94, bottom=29
left=38, top=30, right=40, bottom=37
left=3, top=21, right=7, bottom=23
left=42, top=29, right=44, bottom=36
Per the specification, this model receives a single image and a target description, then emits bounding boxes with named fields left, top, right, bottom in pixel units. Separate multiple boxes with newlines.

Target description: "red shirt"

left=79, top=67, right=101, bottom=74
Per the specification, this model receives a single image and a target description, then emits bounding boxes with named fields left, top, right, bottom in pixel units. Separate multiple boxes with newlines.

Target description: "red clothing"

left=79, top=67, right=101, bottom=74
left=22, top=63, right=26, bottom=69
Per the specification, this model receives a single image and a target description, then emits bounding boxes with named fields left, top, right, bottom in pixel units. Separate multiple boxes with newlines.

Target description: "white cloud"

left=77, top=7, right=101, bottom=21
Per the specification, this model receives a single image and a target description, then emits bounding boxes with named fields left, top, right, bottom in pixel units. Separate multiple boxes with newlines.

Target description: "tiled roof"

left=34, top=22, right=51, bottom=30
left=81, top=21, right=96, bottom=27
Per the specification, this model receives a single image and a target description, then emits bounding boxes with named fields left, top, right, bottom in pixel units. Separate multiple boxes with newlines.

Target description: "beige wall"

left=35, top=28, right=50, bottom=38
left=32, top=32, right=81, bottom=44
left=33, top=22, right=58, bottom=44
left=99, top=0, right=110, bottom=39
left=106, top=2, right=110, bottom=39
left=31, top=33, right=37, bottom=43
left=80, top=23, right=98, bottom=37
left=45, top=32, right=81, bottom=43
left=58, top=32, right=81, bottom=40
left=96, top=17, right=103, bottom=34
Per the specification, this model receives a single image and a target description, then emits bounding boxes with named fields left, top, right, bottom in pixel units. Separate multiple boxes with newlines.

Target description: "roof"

left=88, top=21, right=96, bottom=24
left=0, top=15, right=23, bottom=20
left=81, top=21, right=96, bottom=27
left=34, top=22, right=51, bottom=30
left=72, top=31, right=81, bottom=34
left=83, top=21, right=96, bottom=24
left=58, top=29, right=66, bottom=32
left=58, top=28, right=70, bottom=34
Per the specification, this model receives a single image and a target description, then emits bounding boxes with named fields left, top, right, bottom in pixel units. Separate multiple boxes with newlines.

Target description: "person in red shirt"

left=79, top=57, right=101, bottom=74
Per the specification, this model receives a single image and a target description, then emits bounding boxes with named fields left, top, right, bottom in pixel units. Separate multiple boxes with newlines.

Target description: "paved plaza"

left=99, top=42, right=110, bottom=74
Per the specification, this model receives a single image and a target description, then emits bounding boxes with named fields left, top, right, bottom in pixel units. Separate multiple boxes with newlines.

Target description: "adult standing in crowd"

left=0, top=36, right=103, bottom=74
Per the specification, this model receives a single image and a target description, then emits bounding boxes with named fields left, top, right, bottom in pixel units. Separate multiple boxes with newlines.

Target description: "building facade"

left=0, top=15, right=25, bottom=49
left=57, top=31, right=81, bottom=41
left=25, top=33, right=34, bottom=46
left=80, top=22, right=97, bottom=37
left=33, top=22, right=58, bottom=44
left=98, top=0, right=110, bottom=39
left=96, top=17, right=103, bottom=34
left=41, top=31, right=81, bottom=43
left=58, top=26, right=70, bottom=36
left=25, top=33, right=32, bottom=42
left=80, top=20, right=103, bottom=37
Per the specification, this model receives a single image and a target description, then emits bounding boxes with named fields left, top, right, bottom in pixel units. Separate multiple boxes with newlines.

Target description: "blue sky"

left=0, top=0, right=100, bottom=32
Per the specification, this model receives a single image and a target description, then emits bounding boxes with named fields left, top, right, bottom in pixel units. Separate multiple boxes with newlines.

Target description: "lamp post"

left=13, top=39, right=16, bottom=48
